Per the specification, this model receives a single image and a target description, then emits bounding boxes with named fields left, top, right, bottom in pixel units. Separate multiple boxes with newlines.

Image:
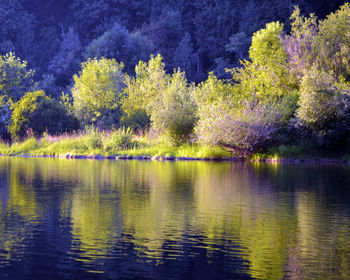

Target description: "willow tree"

left=72, top=57, right=125, bottom=128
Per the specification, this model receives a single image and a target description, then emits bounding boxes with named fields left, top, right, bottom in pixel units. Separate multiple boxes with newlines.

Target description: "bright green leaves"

left=72, top=57, right=125, bottom=127
left=9, top=90, right=79, bottom=140
left=9, top=90, right=44, bottom=139
left=123, top=54, right=197, bottom=143
left=0, top=53, right=36, bottom=102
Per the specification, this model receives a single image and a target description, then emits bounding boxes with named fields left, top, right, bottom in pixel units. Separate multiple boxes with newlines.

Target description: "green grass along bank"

left=1, top=136, right=350, bottom=164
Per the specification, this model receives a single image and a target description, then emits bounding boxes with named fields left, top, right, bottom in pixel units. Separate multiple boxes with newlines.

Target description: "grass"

left=251, top=145, right=305, bottom=161
left=2, top=132, right=349, bottom=162
left=0, top=131, right=232, bottom=159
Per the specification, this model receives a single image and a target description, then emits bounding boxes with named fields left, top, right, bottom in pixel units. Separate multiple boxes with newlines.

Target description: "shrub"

left=84, top=125, right=103, bottom=151
left=296, top=67, right=350, bottom=146
left=9, top=90, right=80, bottom=140
left=120, top=109, right=150, bottom=132
left=122, top=55, right=197, bottom=144
left=150, top=71, right=197, bottom=144
left=0, top=53, right=36, bottom=102
left=196, top=101, right=277, bottom=156
left=104, top=127, right=134, bottom=151
left=72, top=57, right=125, bottom=128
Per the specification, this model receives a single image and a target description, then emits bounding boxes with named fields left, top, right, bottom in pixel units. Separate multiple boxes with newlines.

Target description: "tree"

left=0, top=0, right=35, bottom=60
left=72, top=57, right=125, bottom=128
left=282, top=6, right=319, bottom=81
left=173, top=32, right=194, bottom=78
left=141, top=9, right=183, bottom=68
left=0, top=53, right=36, bottom=102
left=123, top=54, right=197, bottom=143
left=194, top=73, right=278, bottom=155
left=9, top=90, right=79, bottom=139
left=296, top=67, right=350, bottom=146
left=85, top=22, right=153, bottom=74
left=317, top=3, right=350, bottom=79
left=49, top=27, right=82, bottom=86
left=233, top=21, right=298, bottom=113
left=150, top=71, right=197, bottom=143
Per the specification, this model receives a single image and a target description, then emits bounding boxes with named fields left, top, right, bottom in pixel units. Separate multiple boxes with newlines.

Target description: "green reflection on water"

left=0, top=158, right=349, bottom=279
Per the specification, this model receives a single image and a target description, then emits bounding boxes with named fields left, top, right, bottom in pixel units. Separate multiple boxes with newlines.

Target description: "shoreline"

left=2, top=153, right=350, bottom=165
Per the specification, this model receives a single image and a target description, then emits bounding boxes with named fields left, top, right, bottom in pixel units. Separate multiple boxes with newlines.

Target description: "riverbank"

left=1, top=136, right=350, bottom=164
left=2, top=153, right=349, bottom=164
left=0, top=135, right=234, bottom=161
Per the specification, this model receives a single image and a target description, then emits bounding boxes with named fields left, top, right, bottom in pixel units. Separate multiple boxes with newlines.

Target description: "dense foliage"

left=9, top=90, right=79, bottom=139
left=0, top=0, right=346, bottom=84
left=1, top=2, right=350, bottom=156
left=72, top=57, right=125, bottom=128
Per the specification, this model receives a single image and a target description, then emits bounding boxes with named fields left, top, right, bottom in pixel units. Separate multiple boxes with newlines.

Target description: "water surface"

left=0, top=157, right=349, bottom=279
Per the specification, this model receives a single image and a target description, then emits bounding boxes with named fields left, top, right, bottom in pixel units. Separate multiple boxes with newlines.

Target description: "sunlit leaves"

left=72, top=57, right=125, bottom=127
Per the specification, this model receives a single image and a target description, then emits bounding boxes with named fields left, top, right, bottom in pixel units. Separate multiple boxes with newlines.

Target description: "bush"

left=122, top=55, right=197, bottom=144
left=0, top=53, right=36, bottom=102
left=84, top=125, right=103, bottom=151
left=120, top=109, right=150, bottom=132
left=296, top=67, right=350, bottom=145
left=150, top=71, right=197, bottom=144
left=9, top=90, right=80, bottom=140
left=104, top=127, right=134, bottom=151
left=72, top=57, right=125, bottom=128
left=196, top=103, right=276, bottom=156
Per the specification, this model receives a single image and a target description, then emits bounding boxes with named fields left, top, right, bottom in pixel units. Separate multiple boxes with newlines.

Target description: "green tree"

left=123, top=55, right=197, bottom=143
left=72, top=57, right=125, bottom=128
left=296, top=67, right=350, bottom=145
left=85, top=22, right=153, bottom=74
left=9, top=90, right=79, bottom=139
left=49, top=27, right=82, bottom=86
left=317, top=3, right=350, bottom=80
left=173, top=32, right=194, bottom=78
left=0, top=53, right=36, bottom=102
left=233, top=21, right=298, bottom=121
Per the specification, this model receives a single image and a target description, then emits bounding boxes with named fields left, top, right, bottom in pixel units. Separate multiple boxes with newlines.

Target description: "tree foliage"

left=72, top=57, right=125, bottom=128
left=9, top=90, right=79, bottom=139
left=123, top=55, right=197, bottom=143
left=0, top=53, right=36, bottom=102
left=85, top=22, right=153, bottom=74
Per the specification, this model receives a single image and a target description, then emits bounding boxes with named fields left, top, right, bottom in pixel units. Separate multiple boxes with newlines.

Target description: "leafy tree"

left=151, top=71, right=197, bottom=143
left=0, top=0, right=35, bottom=60
left=49, top=27, right=82, bottom=86
left=85, top=22, right=153, bottom=74
left=225, top=32, right=251, bottom=61
left=9, top=90, right=79, bottom=139
left=0, top=53, right=36, bottom=102
left=317, top=3, right=350, bottom=79
left=72, top=57, right=125, bottom=128
left=123, top=54, right=169, bottom=115
left=141, top=9, right=183, bottom=67
left=194, top=74, right=278, bottom=155
left=296, top=67, right=350, bottom=145
left=123, top=55, right=196, bottom=143
left=282, top=6, right=319, bottom=81
left=0, top=96, right=12, bottom=140
left=173, top=32, right=195, bottom=78
left=233, top=21, right=298, bottom=115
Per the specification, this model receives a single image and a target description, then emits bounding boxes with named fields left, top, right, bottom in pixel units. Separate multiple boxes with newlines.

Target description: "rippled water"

left=0, top=157, right=350, bottom=279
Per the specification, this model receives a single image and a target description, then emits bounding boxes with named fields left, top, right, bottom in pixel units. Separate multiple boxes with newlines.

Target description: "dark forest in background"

left=0, top=0, right=346, bottom=89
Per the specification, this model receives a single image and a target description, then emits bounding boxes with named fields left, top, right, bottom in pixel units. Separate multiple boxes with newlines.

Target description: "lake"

left=0, top=157, right=349, bottom=279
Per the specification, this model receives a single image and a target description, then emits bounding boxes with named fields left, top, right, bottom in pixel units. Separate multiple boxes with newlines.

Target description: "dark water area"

left=0, top=158, right=349, bottom=279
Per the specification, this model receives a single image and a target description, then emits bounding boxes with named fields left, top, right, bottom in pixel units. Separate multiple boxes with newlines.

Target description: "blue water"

left=0, top=157, right=349, bottom=279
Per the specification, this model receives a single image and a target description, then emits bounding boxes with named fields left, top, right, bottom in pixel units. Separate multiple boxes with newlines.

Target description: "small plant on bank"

left=84, top=125, right=103, bottom=152
left=104, top=127, right=135, bottom=152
